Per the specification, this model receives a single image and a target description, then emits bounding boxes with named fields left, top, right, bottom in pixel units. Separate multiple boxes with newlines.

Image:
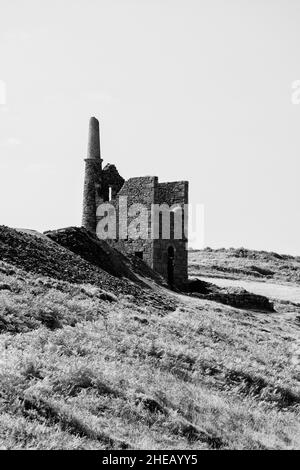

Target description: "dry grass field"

left=0, top=229, right=299, bottom=449
left=189, top=247, right=300, bottom=284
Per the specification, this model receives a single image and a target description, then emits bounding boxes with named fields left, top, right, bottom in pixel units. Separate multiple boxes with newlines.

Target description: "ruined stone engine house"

left=82, top=117, right=188, bottom=287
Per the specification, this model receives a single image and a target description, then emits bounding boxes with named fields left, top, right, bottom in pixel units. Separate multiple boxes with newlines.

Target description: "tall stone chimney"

left=87, top=116, right=101, bottom=159
left=82, top=117, right=103, bottom=232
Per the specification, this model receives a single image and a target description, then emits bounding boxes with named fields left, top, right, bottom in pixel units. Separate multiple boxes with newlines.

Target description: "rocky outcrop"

left=184, top=278, right=274, bottom=312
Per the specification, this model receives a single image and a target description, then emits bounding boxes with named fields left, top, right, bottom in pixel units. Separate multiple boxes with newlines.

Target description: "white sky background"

left=0, top=0, right=299, bottom=254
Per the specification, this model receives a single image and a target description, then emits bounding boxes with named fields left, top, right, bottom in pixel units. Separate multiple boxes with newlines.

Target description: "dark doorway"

left=135, top=251, right=143, bottom=260
left=167, top=246, right=175, bottom=288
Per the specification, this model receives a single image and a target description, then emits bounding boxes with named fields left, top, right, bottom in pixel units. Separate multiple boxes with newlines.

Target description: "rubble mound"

left=0, top=225, right=174, bottom=310
left=45, top=227, right=166, bottom=286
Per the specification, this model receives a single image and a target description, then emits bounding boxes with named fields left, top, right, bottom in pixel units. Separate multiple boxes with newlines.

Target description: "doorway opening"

left=167, top=246, right=175, bottom=288
left=135, top=251, right=143, bottom=260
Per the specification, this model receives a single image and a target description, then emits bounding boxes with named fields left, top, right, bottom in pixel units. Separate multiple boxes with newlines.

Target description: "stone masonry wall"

left=82, top=118, right=189, bottom=288
left=97, top=176, right=156, bottom=269
left=154, top=181, right=189, bottom=286
left=101, top=164, right=124, bottom=201
left=93, top=170, right=189, bottom=287
left=82, top=158, right=102, bottom=233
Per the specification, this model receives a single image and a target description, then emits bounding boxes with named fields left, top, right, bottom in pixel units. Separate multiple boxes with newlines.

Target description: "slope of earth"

left=0, top=226, right=174, bottom=311
left=0, top=229, right=299, bottom=449
left=45, top=227, right=166, bottom=287
left=189, top=248, right=300, bottom=285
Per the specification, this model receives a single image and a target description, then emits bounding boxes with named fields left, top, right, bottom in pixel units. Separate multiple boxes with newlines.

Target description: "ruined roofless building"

left=82, top=116, right=188, bottom=287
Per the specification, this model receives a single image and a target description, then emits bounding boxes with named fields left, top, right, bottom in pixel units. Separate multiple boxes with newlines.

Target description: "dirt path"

left=199, top=277, right=300, bottom=303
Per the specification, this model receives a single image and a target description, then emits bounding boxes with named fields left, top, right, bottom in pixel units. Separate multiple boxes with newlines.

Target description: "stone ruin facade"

left=82, top=117, right=188, bottom=287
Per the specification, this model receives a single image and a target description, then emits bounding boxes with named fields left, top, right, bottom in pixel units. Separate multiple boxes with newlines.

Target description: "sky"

left=0, top=0, right=300, bottom=254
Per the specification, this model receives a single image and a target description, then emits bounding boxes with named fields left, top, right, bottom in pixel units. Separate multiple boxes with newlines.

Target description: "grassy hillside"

left=0, top=228, right=299, bottom=449
left=189, top=248, right=300, bottom=284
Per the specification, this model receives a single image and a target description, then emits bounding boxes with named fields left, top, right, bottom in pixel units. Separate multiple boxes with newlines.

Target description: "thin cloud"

left=43, top=90, right=113, bottom=106
left=2, top=27, right=49, bottom=44
left=0, top=137, right=21, bottom=148
left=0, top=80, right=6, bottom=105
left=83, top=91, right=113, bottom=104
left=2, top=30, right=31, bottom=43
left=24, top=163, right=55, bottom=175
